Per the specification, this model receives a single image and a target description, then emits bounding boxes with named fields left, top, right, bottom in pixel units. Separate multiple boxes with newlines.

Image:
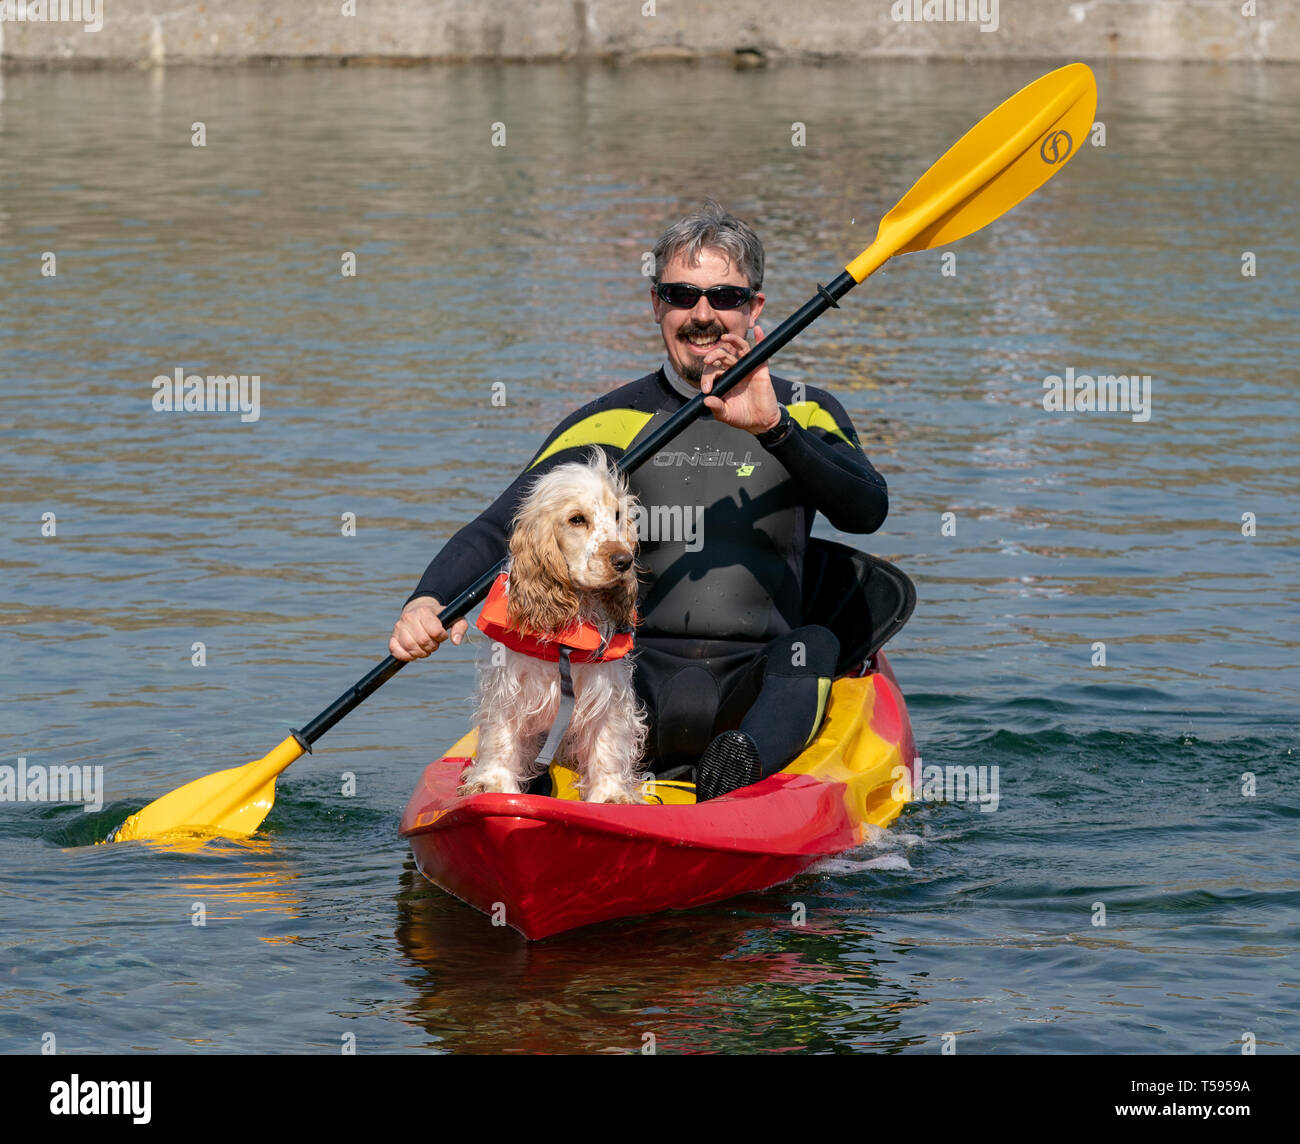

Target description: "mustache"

left=679, top=321, right=725, bottom=339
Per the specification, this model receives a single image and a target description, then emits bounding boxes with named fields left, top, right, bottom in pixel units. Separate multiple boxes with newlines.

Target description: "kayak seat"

left=800, top=539, right=916, bottom=677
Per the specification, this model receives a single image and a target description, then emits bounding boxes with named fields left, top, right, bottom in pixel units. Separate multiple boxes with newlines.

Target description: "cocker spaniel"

left=458, top=448, right=648, bottom=804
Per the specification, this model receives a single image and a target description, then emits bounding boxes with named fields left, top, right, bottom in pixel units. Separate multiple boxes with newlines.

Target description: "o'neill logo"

left=653, top=448, right=761, bottom=473
left=1040, top=130, right=1073, bottom=165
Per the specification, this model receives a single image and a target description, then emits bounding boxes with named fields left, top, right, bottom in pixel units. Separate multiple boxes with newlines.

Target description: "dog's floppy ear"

left=507, top=500, right=581, bottom=636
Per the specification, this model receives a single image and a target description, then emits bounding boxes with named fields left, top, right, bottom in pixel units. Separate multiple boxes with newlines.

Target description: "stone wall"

left=1, top=0, right=1295, bottom=64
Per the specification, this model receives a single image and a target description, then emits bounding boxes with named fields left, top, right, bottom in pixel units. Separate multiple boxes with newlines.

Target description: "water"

left=1, top=59, right=1296, bottom=1054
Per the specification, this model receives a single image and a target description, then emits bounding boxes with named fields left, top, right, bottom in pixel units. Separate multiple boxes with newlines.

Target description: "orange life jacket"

left=475, top=572, right=635, bottom=663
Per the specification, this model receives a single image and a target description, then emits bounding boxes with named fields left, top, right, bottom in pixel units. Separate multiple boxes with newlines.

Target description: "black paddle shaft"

left=293, top=269, right=859, bottom=751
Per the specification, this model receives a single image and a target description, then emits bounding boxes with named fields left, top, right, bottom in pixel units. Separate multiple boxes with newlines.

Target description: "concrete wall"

left=1, top=1, right=1296, bottom=65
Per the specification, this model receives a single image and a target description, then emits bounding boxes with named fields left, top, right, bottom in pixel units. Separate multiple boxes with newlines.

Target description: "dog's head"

left=507, top=447, right=640, bottom=636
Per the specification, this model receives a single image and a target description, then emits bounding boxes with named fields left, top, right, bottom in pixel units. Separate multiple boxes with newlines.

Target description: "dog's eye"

left=568, top=513, right=587, bottom=527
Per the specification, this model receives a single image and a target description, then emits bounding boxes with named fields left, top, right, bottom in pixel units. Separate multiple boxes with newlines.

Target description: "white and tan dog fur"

left=459, top=449, right=648, bottom=804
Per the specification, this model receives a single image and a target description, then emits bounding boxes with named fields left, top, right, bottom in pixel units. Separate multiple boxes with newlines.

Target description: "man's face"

left=651, top=247, right=765, bottom=385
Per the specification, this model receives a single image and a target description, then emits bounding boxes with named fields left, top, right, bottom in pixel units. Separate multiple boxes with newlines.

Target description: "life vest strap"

left=532, top=646, right=576, bottom=771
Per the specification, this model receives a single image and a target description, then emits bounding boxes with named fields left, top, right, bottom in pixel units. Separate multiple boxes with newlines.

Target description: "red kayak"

left=399, top=651, right=915, bottom=940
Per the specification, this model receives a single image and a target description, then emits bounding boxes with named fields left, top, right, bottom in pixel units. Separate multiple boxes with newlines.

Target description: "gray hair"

left=652, top=200, right=764, bottom=290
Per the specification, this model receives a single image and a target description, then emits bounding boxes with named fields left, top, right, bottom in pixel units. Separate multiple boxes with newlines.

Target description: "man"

left=390, top=201, right=888, bottom=799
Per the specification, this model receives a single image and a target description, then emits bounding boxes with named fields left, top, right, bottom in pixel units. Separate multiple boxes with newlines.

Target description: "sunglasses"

left=654, top=281, right=757, bottom=310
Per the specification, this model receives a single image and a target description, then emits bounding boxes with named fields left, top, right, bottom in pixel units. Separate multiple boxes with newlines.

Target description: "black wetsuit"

left=408, top=365, right=888, bottom=775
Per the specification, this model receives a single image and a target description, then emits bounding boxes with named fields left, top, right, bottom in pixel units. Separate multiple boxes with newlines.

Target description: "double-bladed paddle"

left=108, top=61, right=1096, bottom=842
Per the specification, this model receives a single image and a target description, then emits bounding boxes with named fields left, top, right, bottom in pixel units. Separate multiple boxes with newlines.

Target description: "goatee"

left=677, top=357, right=704, bottom=383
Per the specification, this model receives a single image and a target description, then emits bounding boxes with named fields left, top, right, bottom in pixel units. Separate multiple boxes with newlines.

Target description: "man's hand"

left=699, top=325, right=782, bottom=435
left=389, top=596, right=469, bottom=661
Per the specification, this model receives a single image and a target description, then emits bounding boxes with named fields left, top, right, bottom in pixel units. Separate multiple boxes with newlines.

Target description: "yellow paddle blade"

left=846, top=62, right=1097, bottom=283
left=108, top=735, right=303, bottom=843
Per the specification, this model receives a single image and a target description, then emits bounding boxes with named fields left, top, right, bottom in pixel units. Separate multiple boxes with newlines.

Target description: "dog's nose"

left=609, top=550, right=633, bottom=573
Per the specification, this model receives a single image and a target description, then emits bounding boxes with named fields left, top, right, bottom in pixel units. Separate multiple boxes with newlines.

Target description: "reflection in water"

left=67, top=825, right=306, bottom=928
left=392, top=863, right=922, bottom=1053
left=173, top=851, right=303, bottom=934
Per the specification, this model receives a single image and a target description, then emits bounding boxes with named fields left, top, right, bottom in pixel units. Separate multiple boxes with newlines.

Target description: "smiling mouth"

left=682, top=327, right=723, bottom=354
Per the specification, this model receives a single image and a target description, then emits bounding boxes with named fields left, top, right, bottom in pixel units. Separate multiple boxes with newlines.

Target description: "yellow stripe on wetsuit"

left=527, top=404, right=852, bottom=470
left=804, top=676, right=832, bottom=747
left=527, top=410, right=655, bottom=470
left=787, top=401, right=859, bottom=449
